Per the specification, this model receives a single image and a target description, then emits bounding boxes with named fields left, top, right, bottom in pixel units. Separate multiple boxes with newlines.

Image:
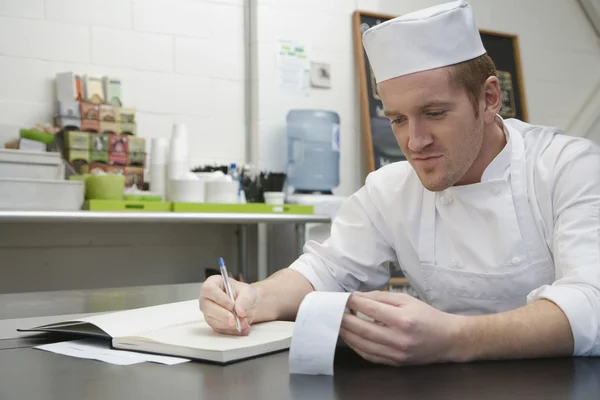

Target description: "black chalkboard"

left=480, top=31, right=528, bottom=121
left=353, top=11, right=528, bottom=173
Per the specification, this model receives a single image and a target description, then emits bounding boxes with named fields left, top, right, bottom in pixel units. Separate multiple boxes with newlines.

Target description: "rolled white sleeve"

left=527, top=142, right=600, bottom=356
left=289, top=175, right=397, bottom=293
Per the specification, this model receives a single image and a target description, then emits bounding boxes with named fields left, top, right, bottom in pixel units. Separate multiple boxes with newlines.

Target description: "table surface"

left=0, top=210, right=331, bottom=224
left=1, top=342, right=599, bottom=400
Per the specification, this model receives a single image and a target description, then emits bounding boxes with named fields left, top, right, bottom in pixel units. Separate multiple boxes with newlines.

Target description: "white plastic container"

left=169, top=179, right=206, bottom=203
left=205, top=181, right=239, bottom=204
left=0, top=148, right=64, bottom=180
left=264, top=192, right=285, bottom=205
left=0, top=178, right=84, bottom=210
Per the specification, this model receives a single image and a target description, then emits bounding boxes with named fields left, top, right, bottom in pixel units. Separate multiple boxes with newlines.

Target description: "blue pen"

left=218, top=257, right=242, bottom=333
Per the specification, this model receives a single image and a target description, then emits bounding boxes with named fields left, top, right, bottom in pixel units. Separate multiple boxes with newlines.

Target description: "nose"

left=407, top=120, right=433, bottom=153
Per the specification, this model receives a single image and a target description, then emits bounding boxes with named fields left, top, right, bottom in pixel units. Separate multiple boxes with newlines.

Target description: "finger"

left=339, top=327, right=401, bottom=366
left=200, top=299, right=237, bottom=327
left=233, top=286, right=257, bottom=318
left=205, top=315, right=251, bottom=336
left=346, top=294, right=398, bottom=326
left=201, top=279, right=234, bottom=312
left=355, top=290, right=413, bottom=307
left=341, top=312, right=397, bottom=348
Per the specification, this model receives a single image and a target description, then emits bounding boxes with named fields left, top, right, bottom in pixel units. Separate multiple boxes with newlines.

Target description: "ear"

left=482, top=76, right=501, bottom=123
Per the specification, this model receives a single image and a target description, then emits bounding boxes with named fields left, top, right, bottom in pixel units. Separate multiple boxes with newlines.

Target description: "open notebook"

left=19, top=300, right=295, bottom=364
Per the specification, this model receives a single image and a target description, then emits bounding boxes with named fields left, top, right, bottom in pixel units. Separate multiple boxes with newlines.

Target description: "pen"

left=218, top=257, right=242, bottom=333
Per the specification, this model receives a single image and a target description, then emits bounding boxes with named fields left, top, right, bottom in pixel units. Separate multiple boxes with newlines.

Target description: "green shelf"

left=171, top=203, right=314, bottom=214
left=84, top=200, right=172, bottom=212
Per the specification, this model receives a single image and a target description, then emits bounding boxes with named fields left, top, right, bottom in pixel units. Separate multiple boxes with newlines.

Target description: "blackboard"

left=353, top=11, right=529, bottom=173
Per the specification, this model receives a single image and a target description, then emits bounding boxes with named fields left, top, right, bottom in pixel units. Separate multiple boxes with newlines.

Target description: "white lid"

left=0, top=148, right=62, bottom=165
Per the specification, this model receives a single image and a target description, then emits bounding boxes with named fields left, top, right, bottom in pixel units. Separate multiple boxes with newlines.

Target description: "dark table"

left=1, top=342, right=599, bottom=400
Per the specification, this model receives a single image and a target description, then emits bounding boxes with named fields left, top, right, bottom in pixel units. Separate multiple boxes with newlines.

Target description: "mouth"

left=413, top=155, right=443, bottom=161
left=412, top=155, right=443, bottom=166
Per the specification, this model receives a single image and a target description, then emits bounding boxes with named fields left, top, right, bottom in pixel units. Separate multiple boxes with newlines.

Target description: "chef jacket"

left=289, top=117, right=600, bottom=356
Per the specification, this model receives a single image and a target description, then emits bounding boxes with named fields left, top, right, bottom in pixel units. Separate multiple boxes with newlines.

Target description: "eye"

left=390, top=117, right=407, bottom=125
left=426, top=110, right=446, bottom=118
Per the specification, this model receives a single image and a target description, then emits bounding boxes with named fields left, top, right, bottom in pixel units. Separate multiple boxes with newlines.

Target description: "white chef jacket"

left=289, top=118, right=600, bottom=357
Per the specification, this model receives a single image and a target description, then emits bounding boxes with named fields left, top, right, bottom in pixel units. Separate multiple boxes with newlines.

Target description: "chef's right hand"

left=199, top=275, right=258, bottom=336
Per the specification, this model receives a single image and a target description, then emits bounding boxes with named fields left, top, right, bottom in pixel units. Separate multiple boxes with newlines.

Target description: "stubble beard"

left=418, top=122, right=484, bottom=192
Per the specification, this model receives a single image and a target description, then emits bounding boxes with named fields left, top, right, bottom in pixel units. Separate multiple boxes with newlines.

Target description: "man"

left=200, top=0, right=600, bottom=365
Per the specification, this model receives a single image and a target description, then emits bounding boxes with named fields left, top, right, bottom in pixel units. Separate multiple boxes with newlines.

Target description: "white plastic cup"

left=150, top=138, right=169, bottom=200
left=168, top=123, right=189, bottom=180
left=264, top=191, right=285, bottom=205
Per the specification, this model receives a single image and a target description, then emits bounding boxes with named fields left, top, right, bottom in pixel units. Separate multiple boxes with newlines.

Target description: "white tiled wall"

left=0, top=0, right=246, bottom=168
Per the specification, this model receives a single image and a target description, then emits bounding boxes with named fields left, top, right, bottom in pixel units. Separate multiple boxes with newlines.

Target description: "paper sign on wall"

left=277, top=40, right=310, bottom=95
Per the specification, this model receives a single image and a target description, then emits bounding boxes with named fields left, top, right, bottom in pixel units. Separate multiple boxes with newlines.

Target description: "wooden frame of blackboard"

left=353, top=11, right=529, bottom=173
left=479, top=29, right=529, bottom=122
left=353, top=11, right=396, bottom=174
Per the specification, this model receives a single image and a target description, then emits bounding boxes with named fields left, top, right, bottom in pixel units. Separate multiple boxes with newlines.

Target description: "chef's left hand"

left=339, top=291, right=463, bottom=366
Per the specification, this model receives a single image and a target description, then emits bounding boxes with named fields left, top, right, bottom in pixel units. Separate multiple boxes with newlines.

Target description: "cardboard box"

left=83, top=75, right=105, bottom=104
left=125, top=166, right=144, bottom=188
left=104, top=77, right=123, bottom=107
left=90, top=133, right=110, bottom=164
left=80, top=162, right=124, bottom=176
left=119, top=108, right=136, bottom=123
left=91, top=133, right=110, bottom=152
left=80, top=102, right=100, bottom=132
left=56, top=72, right=82, bottom=102
left=127, top=136, right=145, bottom=153
left=80, top=102, right=99, bottom=120
left=119, top=123, right=136, bottom=136
left=81, top=119, right=99, bottom=133
left=91, top=151, right=108, bottom=164
left=100, top=120, right=120, bottom=135
left=65, top=131, right=90, bottom=150
left=128, top=152, right=145, bottom=166
left=109, top=134, right=128, bottom=166
left=66, top=148, right=90, bottom=164
left=119, top=108, right=136, bottom=135
left=57, top=101, right=81, bottom=119
left=55, top=115, right=82, bottom=131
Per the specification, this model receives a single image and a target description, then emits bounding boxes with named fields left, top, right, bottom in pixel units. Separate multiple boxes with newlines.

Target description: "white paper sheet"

left=289, top=292, right=351, bottom=376
left=36, top=339, right=190, bottom=366
left=277, top=39, right=310, bottom=94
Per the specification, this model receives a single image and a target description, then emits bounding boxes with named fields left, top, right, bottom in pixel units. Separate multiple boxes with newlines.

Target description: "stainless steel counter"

left=0, top=211, right=330, bottom=283
left=0, top=211, right=330, bottom=224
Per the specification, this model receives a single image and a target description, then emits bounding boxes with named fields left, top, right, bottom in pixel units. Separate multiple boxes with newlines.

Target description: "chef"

left=200, top=0, right=600, bottom=364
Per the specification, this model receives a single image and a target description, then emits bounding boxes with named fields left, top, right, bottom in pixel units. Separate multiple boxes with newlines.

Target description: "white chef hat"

left=362, top=0, right=486, bottom=84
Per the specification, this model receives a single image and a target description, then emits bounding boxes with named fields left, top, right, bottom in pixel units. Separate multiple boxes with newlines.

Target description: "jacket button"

left=450, top=260, right=462, bottom=269
left=440, top=196, right=452, bottom=205
left=511, top=257, right=521, bottom=265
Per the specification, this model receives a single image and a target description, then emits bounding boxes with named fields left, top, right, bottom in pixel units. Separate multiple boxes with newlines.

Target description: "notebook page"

left=133, top=320, right=294, bottom=351
left=77, top=300, right=202, bottom=338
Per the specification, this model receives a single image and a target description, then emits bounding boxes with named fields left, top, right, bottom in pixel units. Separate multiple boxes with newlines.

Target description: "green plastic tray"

left=84, top=200, right=172, bottom=212
left=20, top=129, right=55, bottom=144
left=172, top=203, right=314, bottom=214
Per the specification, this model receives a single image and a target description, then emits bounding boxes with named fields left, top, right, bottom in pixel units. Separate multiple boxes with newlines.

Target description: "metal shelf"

left=0, top=211, right=331, bottom=224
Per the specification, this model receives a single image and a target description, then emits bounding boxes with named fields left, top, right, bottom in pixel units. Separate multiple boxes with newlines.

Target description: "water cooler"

left=285, top=109, right=347, bottom=244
